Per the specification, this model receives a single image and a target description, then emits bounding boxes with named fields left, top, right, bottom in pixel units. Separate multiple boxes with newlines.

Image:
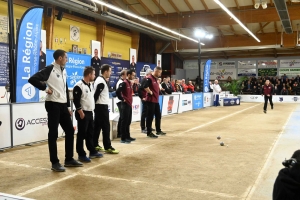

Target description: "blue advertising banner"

left=101, top=57, right=129, bottom=89
left=223, top=98, right=240, bottom=106
left=203, top=59, right=212, bottom=93
left=192, top=93, right=203, bottom=110
left=16, top=6, right=43, bottom=102
left=46, top=50, right=92, bottom=88
left=136, top=62, right=156, bottom=80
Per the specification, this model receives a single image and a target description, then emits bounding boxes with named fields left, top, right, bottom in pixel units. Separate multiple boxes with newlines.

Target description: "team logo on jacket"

left=293, top=97, right=298, bottom=102
left=56, top=74, right=60, bottom=78
left=86, top=89, right=88, bottom=93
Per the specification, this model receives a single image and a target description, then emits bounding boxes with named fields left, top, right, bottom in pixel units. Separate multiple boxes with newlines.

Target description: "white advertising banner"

left=238, top=95, right=264, bottom=102
left=218, top=61, right=235, bottom=69
left=280, top=59, right=300, bottom=68
left=279, top=68, right=300, bottom=77
left=178, top=94, right=193, bottom=113
left=210, top=68, right=236, bottom=80
left=239, top=95, right=300, bottom=103
left=184, top=60, right=218, bottom=69
left=161, top=94, right=180, bottom=116
left=238, top=69, right=256, bottom=77
left=12, top=103, right=63, bottom=146
left=258, top=60, right=277, bottom=68
left=238, top=61, right=256, bottom=68
left=203, top=92, right=213, bottom=107
left=0, top=104, right=11, bottom=149
left=131, top=96, right=141, bottom=122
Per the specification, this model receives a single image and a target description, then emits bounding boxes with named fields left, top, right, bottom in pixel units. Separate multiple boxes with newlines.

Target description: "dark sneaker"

left=117, top=135, right=121, bottom=138
left=264, top=110, right=267, bottom=114
left=156, top=131, right=166, bottom=136
left=120, top=139, right=131, bottom=144
left=89, top=152, right=103, bottom=159
left=141, top=129, right=147, bottom=134
left=271, top=105, right=273, bottom=110
left=95, top=145, right=104, bottom=151
left=147, top=133, right=158, bottom=138
left=105, top=147, right=119, bottom=154
left=128, top=137, right=136, bottom=141
left=64, top=159, right=83, bottom=167
left=51, top=163, right=65, bottom=172
left=78, top=156, right=91, bottom=163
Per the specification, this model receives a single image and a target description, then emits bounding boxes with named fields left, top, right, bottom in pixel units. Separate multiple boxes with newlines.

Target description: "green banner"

left=258, top=68, right=277, bottom=76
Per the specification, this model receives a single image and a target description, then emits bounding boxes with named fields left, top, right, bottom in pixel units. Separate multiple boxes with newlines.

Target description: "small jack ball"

left=220, top=142, right=224, bottom=146
left=217, top=136, right=221, bottom=140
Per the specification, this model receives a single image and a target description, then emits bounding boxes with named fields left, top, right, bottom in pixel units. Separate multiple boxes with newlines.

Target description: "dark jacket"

left=273, top=165, right=300, bottom=200
left=161, top=82, right=172, bottom=94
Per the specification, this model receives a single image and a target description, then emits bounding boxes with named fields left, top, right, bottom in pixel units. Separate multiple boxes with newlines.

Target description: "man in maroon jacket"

left=261, top=80, right=274, bottom=114
left=143, top=67, right=166, bottom=138
left=116, top=69, right=136, bottom=143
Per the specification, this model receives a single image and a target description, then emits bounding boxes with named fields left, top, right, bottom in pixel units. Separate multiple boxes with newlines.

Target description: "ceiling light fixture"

left=91, top=0, right=205, bottom=45
left=213, top=0, right=261, bottom=42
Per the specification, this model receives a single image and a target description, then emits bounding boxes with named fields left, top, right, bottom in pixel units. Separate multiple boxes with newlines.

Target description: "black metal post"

left=198, top=38, right=201, bottom=89
left=8, top=0, right=16, bottom=103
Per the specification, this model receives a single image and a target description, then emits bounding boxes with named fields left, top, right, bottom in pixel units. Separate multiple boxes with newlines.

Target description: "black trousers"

left=264, top=95, right=273, bottom=110
left=146, top=102, right=161, bottom=134
left=93, top=104, right=111, bottom=149
left=140, top=101, right=147, bottom=130
left=117, top=102, right=122, bottom=137
left=75, top=111, right=96, bottom=156
left=120, top=102, right=132, bottom=140
left=45, top=101, right=74, bottom=164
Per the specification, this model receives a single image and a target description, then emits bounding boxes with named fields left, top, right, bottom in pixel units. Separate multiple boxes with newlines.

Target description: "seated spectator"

left=288, top=86, right=292, bottom=95
left=273, top=149, right=300, bottom=200
left=181, top=79, right=190, bottom=93
left=227, top=76, right=232, bottom=83
left=281, top=87, right=288, bottom=95
left=252, top=86, right=258, bottom=95
left=187, top=81, right=195, bottom=93
left=161, top=78, right=173, bottom=94
left=171, top=78, right=176, bottom=92
left=175, top=80, right=183, bottom=92
left=157, top=78, right=166, bottom=95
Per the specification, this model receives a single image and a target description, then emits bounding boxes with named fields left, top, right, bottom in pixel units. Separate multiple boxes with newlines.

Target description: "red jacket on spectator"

left=171, top=82, right=175, bottom=91
left=188, top=84, right=194, bottom=92
left=182, top=83, right=188, bottom=92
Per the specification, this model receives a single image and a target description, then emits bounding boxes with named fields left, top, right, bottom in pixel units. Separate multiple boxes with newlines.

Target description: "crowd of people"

left=242, top=74, right=300, bottom=95
left=121, top=77, right=197, bottom=96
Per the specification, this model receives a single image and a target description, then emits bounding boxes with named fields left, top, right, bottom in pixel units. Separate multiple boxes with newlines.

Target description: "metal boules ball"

left=217, top=136, right=221, bottom=140
left=220, top=142, right=224, bottom=146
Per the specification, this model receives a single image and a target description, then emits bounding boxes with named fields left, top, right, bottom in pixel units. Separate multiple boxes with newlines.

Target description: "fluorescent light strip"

left=213, top=0, right=260, bottom=42
left=92, top=0, right=205, bottom=45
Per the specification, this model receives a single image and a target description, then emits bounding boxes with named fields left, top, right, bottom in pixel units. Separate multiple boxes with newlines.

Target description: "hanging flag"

left=203, top=59, right=212, bottom=93
left=15, top=6, right=43, bottom=102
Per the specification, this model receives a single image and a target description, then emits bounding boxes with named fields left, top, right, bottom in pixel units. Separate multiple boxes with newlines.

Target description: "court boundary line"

left=80, top=173, right=239, bottom=198
left=243, top=107, right=295, bottom=200
left=15, top=103, right=261, bottom=197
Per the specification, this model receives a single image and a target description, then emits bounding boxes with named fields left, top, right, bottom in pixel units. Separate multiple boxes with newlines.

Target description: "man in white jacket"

left=210, top=80, right=222, bottom=106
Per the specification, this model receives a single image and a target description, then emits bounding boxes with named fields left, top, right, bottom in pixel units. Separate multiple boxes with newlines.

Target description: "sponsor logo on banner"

left=279, top=97, right=283, bottom=102
left=46, top=50, right=91, bottom=88
left=280, top=60, right=300, bottom=67
left=211, top=69, right=234, bottom=80
left=203, top=60, right=212, bottom=93
left=132, top=105, right=140, bottom=115
left=15, top=117, right=48, bottom=131
left=293, top=97, right=299, bottom=102
left=15, top=6, right=44, bottom=102
left=250, top=96, right=258, bottom=99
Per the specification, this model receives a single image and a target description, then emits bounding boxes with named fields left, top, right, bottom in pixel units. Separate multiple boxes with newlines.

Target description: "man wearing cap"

left=142, top=67, right=166, bottom=138
left=138, top=68, right=154, bottom=133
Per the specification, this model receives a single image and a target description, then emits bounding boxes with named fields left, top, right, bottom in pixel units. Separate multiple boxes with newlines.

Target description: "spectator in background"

left=292, top=82, right=298, bottom=95
left=274, top=84, right=278, bottom=95
left=161, top=78, right=173, bottom=94
left=252, top=85, right=258, bottom=95
left=281, top=87, right=288, bottom=95
left=181, top=79, right=190, bottom=93
left=295, top=75, right=300, bottom=83
left=175, top=80, right=183, bottom=92
left=170, top=78, right=176, bottom=92
left=195, top=76, right=201, bottom=89
left=39, top=41, right=46, bottom=71
left=210, top=80, right=222, bottom=107
left=187, top=81, right=195, bottom=93
left=157, top=78, right=166, bottom=95
left=282, top=74, right=287, bottom=82
left=132, top=78, right=140, bottom=96
left=288, top=86, right=292, bottom=95
left=227, top=76, right=232, bottom=83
